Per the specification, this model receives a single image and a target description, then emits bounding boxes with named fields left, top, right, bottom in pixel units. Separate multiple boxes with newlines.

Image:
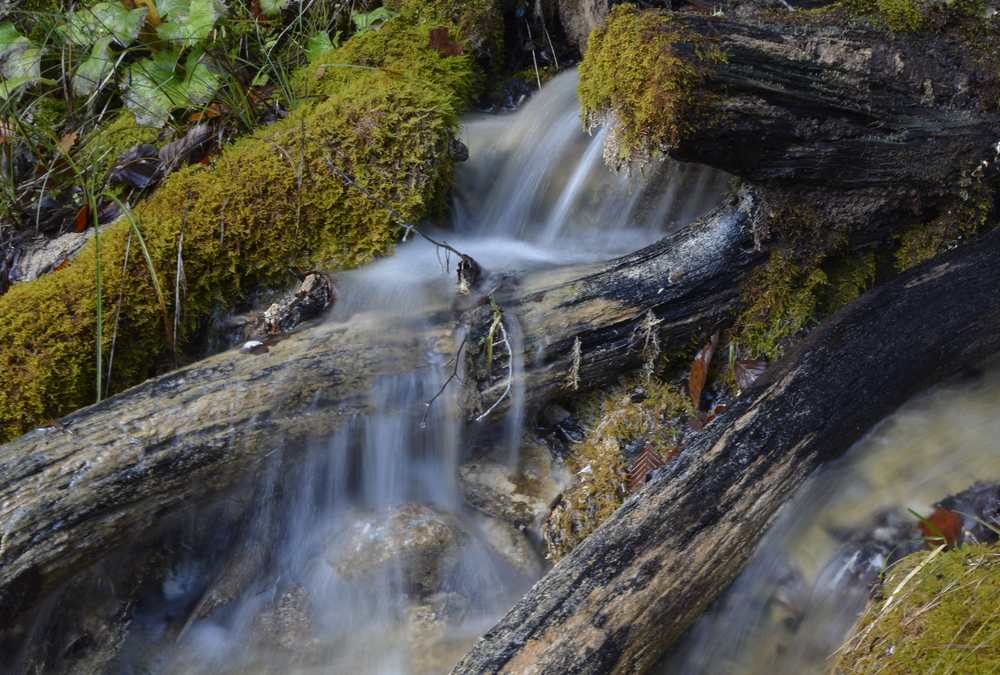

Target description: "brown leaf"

left=57, top=131, right=78, bottom=155
left=627, top=445, right=668, bottom=493
left=919, top=507, right=962, bottom=548
left=687, top=332, right=719, bottom=411
left=735, top=359, right=768, bottom=392
left=428, top=27, right=463, bottom=57
left=73, top=204, right=91, bottom=233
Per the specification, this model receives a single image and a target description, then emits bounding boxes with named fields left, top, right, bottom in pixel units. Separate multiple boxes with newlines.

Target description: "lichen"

left=544, top=376, right=691, bottom=561
left=835, top=544, right=1000, bottom=674
left=0, top=9, right=487, bottom=441
left=578, top=3, right=726, bottom=170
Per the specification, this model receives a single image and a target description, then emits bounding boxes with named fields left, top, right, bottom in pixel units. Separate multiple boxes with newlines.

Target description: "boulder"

left=250, top=585, right=317, bottom=654
left=326, top=504, right=466, bottom=597
left=475, top=516, right=544, bottom=579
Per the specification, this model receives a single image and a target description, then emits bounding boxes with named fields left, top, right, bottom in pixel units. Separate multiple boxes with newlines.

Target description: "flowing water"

left=661, top=364, right=1000, bottom=675
left=54, top=70, right=727, bottom=675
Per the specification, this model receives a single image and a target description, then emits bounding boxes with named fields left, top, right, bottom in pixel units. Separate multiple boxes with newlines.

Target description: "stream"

left=13, top=69, right=997, bottom=675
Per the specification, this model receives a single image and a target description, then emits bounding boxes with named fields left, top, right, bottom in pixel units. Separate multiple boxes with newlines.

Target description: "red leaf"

left=919, top=507, right=963, bottom=548
left=688, top=333, right=719, bottom=411
left=428, top=27, right=463, bottom=57
left=735, top=359, right=768, bottom=392
left=73, top=204, right=91, bottom=233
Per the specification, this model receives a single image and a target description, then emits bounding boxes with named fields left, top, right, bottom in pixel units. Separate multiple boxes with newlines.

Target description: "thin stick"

left=524, top=19, right=542, bottom=91
left=422, top=331, right=470, bottom=427
left=535, top=0, right=560, bottom=71
left=105, top=229, right=133, bottom=398
left=476, top=319, right=513, bottom=422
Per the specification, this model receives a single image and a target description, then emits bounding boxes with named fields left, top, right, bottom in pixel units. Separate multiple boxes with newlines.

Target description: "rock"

left=404, top=592, right=472, bottom=675
left=250, top=585, right=317, bottom=654
left=262, top=272, right=335, bottom=334
left=475, top=516, right=544, bottom=578
left=541, top=403, right=584, bottom=444
left=556, top=0, right=611, bottom=53
left=449, top=138, right=469, bottom=162
left=458, top=438, right=570, bottom=537
left=327, top=504, right=466, bottom=597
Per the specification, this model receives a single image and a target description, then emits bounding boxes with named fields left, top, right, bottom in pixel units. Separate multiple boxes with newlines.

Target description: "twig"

left=476, top=319, right=513, bottom=422
left=524, top=19, right=542, bottom=91
left=105, top=229, right=133, bottom=398
left=534, top=0, right=560, bottom=71
left=421, top=331, right=470, bottom=427
left=173, top=211, right=187, bottom=357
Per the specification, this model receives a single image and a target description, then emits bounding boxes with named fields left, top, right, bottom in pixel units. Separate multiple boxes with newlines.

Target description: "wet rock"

left=556, top=0, right=610, bottom=53
left=262, top=272, right=335, bottom=334
left=458, top=438, right=570, bottom=537
left=541, top=403, right=584, bottom=444
left=449, top=137, right=469, bottom=162
left=251, top=585, right=317, bottom=654
left=327, top=504, right=466, bottom=597
left=476, top=516, right=544, bottom=578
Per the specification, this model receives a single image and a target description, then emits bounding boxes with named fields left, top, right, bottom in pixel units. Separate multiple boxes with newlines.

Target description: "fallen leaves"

left=918, top=507, right=963, bottom=548
left=688, top=332, right=718, bottom=411
left=429, top=27, right=463, bottom=57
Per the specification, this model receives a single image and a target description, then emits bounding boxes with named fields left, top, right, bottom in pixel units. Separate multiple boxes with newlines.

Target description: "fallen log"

left=451, top=225, right=1000, bottom=675
left=0, top=191, right=761, bottom=623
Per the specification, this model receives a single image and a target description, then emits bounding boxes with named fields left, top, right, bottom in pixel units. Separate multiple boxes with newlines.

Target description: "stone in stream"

left=458, top=437, right=571, bottom=538
left=474, top=515, right=544, bottom=579
left=326, top=504, right=467, bottom=598
left=250, top=584, right=318, bottom=655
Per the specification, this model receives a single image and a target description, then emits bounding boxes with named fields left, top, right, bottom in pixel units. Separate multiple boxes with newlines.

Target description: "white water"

left=661, top=364, right=1000, bottom=675
left=99, top=70, right=727, bottom=675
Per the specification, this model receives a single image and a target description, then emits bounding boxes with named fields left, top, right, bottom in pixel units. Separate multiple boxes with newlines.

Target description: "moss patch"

left=578, top=3, right=726, bottom=169
left=544, top=376, right=691, bottom=561
left=835, top=544, right=1000, bottom=674
left=383, top=0, right=504, bottom=66
left=895, top=178, right=994, bottom=270
left=0, top=11, right=486, bottom=442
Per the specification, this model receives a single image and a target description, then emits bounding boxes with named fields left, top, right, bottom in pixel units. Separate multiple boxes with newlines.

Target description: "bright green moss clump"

left=384, top=0, right=504, bottom=65
left=835, top=544, right=1000, bottom=674
left=0, top=12, right=486, bottom=441
left=841, top=0, right=928, bottom=32
left=578, top=3, right=726, bottom=169
left=544, top=376, right=691, bottom=561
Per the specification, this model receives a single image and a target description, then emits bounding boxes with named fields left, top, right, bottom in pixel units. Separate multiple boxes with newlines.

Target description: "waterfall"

left=45, top=70, right=728, bottom=675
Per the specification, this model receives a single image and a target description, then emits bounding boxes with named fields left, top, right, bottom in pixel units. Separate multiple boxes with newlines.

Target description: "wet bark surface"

left=451, top=227, right=1000, bottom=674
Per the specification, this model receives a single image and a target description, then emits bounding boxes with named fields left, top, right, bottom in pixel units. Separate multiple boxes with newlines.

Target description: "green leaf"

left=122, top=48, right=220, bottom=126
left=155, top=0, right=223, bottom=48
left=0, top=75, right=56, bottom=100
left=63, top=2, right=148, bottom=47
left=259, top=0, right=290, bottom=17
left=155, top=0, right=189, bottom=19
left=72, top=37, right=116, bottom=96
left=350, top=7, right=396, bottom=33
left=306, top=30, right=335, bottom=62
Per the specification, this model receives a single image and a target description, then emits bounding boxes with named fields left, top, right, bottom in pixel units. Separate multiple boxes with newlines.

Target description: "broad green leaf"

left=350, top=7, right=396, bottom=32
left=72, top=37, right=115, bottom=96
left=0, top=75, right=55, bottom=100
left=155, top=0, right=223, bottom=48
left=122, top=48, right=220, bottom=126
left=0, top=22, right=23, bottom=51
left=63, top=2, right=148, bottom=47
left=259, top=0, right=290, bottom=17
left=155, top=0, right=188, bottom=19
left=306, top=30, right=334, bottom=62
left=1, top=38, right=41, bottom=80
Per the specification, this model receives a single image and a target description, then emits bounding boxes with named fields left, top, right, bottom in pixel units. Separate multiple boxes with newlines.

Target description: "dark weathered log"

left=0, top=192, right=761, bottom=622
left=451, top=226, right=1000, bottom=674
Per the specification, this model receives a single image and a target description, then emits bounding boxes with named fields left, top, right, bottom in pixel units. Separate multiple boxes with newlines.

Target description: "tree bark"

left=451, top=226, right=1000, bottom=675
left=0, top=191, right=761, bottom=623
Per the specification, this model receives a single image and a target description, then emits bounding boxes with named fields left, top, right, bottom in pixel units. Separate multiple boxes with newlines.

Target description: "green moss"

left=835, top=544, right=1000, bottom=674
left=895, top=176, right=993, bottom=271
left=734, top=250, right=829, bottom=361
left=383, top=0, right=504, bottom=65
left=545, top=376, right=691, bottom=561
left=834, top=0, right=989, bottom=32
left=578, top=3, right=726, bottom=169
left=823, top=251, right=876, bottom=313
left=0, top=9, right=486, bottom=441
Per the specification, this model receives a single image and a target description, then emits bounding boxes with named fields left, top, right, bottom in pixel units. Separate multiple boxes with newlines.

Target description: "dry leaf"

left=688, top=332, right=719, bottom=411
left=919, top=507, right=962, bottom=548
left=628, top=445, right=668, bottom=493
left=73, top=204, right=90, bottom=233
left=735, top=359, right=768, bottom=392
left=57, top=131, right=78, bottom=155
left=429, top=27, right=463, bottom=57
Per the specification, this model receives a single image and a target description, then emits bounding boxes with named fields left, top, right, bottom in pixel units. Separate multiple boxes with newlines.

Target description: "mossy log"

left=580, top=5, right=1000, bottom=247
left=451, top=226, right=1000, bottom=675
left=0, top=193, right=760, bottom=623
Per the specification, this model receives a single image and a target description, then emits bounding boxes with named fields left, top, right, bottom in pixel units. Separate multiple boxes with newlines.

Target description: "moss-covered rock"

left=383, top=0, right=504, bottom=66
left=0, top=9, right=489, bottom=442
left=835, top=544, right=1000, bottom=674
left=544, top=376, right=691, bottom=561
left=578, top=3, right=726, bottom=169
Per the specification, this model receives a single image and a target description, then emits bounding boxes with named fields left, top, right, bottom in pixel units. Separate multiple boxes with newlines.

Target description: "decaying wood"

left=451, top=226, right=1000, bottom=675
left=0, top=191, right=761, bottom=623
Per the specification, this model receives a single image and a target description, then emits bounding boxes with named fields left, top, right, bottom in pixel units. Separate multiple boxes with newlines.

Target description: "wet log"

left=451, top=226, right=1000, bottom=675
left=0, top=191, right=761, bottom=622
